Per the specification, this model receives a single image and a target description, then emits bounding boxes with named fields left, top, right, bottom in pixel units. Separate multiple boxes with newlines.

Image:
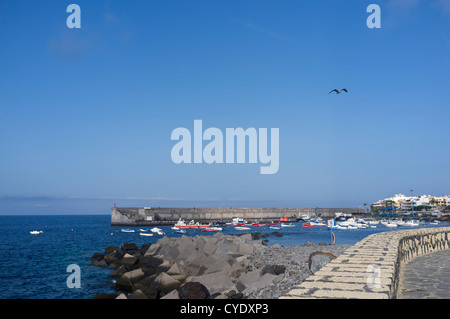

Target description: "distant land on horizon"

left=0, top=195, right=369, bottom=215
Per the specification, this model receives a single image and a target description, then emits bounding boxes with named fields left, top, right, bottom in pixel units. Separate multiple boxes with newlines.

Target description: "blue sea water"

left=0, top=215, right=446, bottom=299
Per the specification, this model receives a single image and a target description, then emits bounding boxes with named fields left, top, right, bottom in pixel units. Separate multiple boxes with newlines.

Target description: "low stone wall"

left=281, top=227, right=450, bottom=299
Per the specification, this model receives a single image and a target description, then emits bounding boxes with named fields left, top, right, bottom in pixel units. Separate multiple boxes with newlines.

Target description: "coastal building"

left=432, top=196, right=449, bottom=208
left=373, top=194, right=449, bottom=212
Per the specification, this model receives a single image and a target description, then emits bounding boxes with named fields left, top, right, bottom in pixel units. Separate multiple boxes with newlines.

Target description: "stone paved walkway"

left=397, top=249, right=450, bottom=299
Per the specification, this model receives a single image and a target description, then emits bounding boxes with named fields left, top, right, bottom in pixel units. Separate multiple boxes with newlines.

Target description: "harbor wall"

left=281, top=226, right=450, bottom=299
left=111, top=206, right=366, bottom=226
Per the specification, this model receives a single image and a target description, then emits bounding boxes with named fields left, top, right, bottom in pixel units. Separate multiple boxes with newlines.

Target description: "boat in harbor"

left=30, top=230, right=43, bottom=235
left=230, top=217, right=247, bottom=226
left=297, top=214, right=310, bottom=222
left=404, top=220, right=419, bottom=227
left=174, top=218, right=210, bottom=229
left=277, top=215, right=290, bottom=223
left=202, top=227, right=222, bottom=232
left=385, top=223, right=397, bottom=228
left=121, top=229, right=135, bottom=233
left=236, top=222, right=252, bottom=227
left=251, top=223, right=266, bottom=227
left=281, top=223, right=295, bottom=227
left=235, top=226, right=251, bottom=230
left=140, top=232, right=153, bottom=237
left=151, top=227, right=165, bottom=235
left=310, top=221, right=326, bottom=226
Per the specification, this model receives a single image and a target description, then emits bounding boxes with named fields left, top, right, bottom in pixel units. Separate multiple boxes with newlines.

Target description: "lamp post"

left=410, top=189, right=414, bottom=214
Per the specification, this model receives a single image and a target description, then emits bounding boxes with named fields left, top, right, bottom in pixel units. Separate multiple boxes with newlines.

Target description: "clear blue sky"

left=1, top=0, right=449, bottom=214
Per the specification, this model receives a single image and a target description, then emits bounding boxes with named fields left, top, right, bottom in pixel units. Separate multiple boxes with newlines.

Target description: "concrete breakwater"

left=91, top=233, right=350, bottom=299
left=111, top=206, right=365, bottom=226
left=281, top=226, right=450, bottom=299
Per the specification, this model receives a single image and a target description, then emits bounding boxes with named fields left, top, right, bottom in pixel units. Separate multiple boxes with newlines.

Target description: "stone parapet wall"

left=281, top=227, right=450, bottom=299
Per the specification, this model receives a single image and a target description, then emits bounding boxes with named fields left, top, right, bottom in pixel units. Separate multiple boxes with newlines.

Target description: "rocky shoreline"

left=91, top=232, right=351, bottom=299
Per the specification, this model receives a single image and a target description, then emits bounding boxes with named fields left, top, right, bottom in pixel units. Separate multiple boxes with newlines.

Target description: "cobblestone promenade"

left=397, top=249, right=450, bottom=299
left=281, top=227, right=450, bottom=299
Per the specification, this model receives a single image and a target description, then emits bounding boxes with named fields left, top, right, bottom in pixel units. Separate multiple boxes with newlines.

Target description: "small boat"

left=252, top=223, right=266, bottom=227
left=270, top=226, right=281, bottom=230
left=235, top=226, right=251, bottom=230
left=405, top=221, right=419, bottom=227
left=392, top=220, right=405, bottom=226
left=139, top=228, right=149, bottom=232
left=302, top=223, right=314, bottom=228
left=202, top=227, right=222, bottom=232
left=278, top=216, right=290, bottom=223
left=310, top=221, right=326, bottom=226
left=174, top=218, right=211, bottom=229
left=30, top=230, right=43, bottom=235
left=121, top=229, right=135, bottom=233
left=140, top=232, right=153, bottom=237
left=231, top=217, right=247, bottom=226
left=175, top=229, right=186, bottom=234
left=385, top=223, right=397, bottom=228
left=151, top=227, right=164, bottom=235
left=236, top=223, right=252, bottom=227
left=281, top=223, right=295, bottom=227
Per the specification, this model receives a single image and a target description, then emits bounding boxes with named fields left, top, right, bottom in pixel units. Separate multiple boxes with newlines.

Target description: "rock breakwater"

left=91, top=233, right=350, bottom=299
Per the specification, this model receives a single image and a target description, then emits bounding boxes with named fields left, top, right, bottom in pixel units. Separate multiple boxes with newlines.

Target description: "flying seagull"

left=329, top=88, right=348, bottom=94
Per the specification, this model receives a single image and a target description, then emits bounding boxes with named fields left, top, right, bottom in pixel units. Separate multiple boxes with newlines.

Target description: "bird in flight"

left=329, top=88, right=348, bottom=94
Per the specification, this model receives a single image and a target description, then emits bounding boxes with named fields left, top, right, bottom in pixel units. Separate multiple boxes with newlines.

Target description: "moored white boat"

left=202, top=227, right=222, bottom=232
left=235, top=226, right=250, bottom=230
left=281, top=223, right=295, bottom=227
left=385, top=223, right=397, bottom=228
left=140, top=232, right=153, bottom=237
left=405, top=220, right=419, bottom=227
left=121, top=229, right=135, bottom=233
left=231, top=217, right=247, bottom=226
left=151, top=227, right=165, bottom=235
left=393, top=220, right=405, bottom=226
left=174, top=218, right=210, bottom=229
left=30, top=230, right=43, bottom=235
left=310, top=221, right=326, bottom=226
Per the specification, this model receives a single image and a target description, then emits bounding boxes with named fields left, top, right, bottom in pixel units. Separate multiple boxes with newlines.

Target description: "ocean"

left=0, top=214, right=445, bottom=299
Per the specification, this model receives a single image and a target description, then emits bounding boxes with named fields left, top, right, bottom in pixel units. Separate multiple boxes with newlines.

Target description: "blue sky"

left=0, top=0, right=449, bottom=214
